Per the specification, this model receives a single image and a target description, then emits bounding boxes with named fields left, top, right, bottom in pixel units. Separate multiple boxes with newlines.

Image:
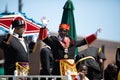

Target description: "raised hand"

left=9, top=25, right=15, bottom=35
left=95, top=28, right=102, bottom=36
left=41, top=16, right=49, bottom=27
left=5, top=25, right=15, bottom=44
left=32, top=33, right=39, bottom=43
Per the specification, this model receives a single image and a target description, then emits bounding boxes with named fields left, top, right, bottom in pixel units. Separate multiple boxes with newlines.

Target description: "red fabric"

left=60, top=37, right=70, bottom=49
left=39, top=28, right=47, bottom=40
left=85, top=34, right=97, bottom=45
left=74, top=77, right=78, bottom=80
left=0, top=17, right=13, bottom=29
left=0, top=15, right=40, bottom=35
left=59, top=24, right=69, bottom=30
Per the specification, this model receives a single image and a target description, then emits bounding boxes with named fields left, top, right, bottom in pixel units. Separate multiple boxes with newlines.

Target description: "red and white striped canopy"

left=0, top=14, right=41, bottom=36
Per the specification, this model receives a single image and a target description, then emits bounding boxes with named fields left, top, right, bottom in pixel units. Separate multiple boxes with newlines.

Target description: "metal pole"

left=18, top=0, right=23, bottom=12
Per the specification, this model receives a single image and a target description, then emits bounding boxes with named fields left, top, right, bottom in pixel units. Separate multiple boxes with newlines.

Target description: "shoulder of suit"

left=50, top=36, right=58, bottom=40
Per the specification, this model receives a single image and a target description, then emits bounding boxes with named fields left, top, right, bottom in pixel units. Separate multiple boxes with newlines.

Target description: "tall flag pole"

left=18, top=0, right=23, bottom=13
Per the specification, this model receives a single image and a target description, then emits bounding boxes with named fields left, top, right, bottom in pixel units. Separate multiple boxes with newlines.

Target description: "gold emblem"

left=64, top=54, right=68, bottom=59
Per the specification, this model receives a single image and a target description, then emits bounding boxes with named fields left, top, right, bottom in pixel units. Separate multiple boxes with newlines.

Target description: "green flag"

left=61, top=0, right=78, bottom=56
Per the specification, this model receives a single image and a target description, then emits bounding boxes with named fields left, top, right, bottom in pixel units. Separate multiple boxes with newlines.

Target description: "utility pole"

left=18, top=0, right=23, bottom=12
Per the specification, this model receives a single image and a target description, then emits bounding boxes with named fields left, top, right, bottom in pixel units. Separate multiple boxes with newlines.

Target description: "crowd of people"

left=0, top=17, right=120, bottom=80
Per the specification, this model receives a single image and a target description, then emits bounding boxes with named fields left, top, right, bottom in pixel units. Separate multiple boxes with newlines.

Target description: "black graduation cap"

left=12, top=20, right=25, bottom=28
left=75, top=46, right=106, bottom=71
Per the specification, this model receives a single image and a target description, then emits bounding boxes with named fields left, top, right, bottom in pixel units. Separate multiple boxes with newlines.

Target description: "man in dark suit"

left=38, top=23, right=101, bottom=77
left=40, top=43, right=54, bottom=80
left=0, top=19, right=37, bottom=75
left=40, top=44, right=54, bottom=75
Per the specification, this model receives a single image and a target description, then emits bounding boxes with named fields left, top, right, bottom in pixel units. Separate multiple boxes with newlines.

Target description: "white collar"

left=58, top=35, right=63, bottom=41
left=13, top=33, right=23, bottom=39
left=13, top=33, right=19, bottom=38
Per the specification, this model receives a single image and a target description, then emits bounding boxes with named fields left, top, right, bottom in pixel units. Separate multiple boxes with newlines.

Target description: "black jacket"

left=0, top=35, right=34, bottom=75
left=43, top=36, right=87, bottom=75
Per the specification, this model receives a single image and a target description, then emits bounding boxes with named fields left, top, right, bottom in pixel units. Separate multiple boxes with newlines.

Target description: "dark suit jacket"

left=43, top=36, right=87, bottom=75
left=40, top=47, right=54, bottom=75
left=43, top=36, right=87, bottom=59
left=0, top=35, right=32, bottom=75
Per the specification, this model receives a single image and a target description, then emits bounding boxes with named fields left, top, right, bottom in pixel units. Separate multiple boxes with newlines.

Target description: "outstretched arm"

left=85, top=28, right=102, bottom=45
left=39, top=17, right=50, bottom=40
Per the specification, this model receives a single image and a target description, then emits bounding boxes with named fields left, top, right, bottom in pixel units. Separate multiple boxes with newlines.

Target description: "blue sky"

left=0, top=0, right=120, bottom=42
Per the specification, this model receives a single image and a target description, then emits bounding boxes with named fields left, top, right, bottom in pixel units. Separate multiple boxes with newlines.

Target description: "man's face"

left=58, top=28, right=68, bottom=38
left=14, top=26, right=25, bottom=35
